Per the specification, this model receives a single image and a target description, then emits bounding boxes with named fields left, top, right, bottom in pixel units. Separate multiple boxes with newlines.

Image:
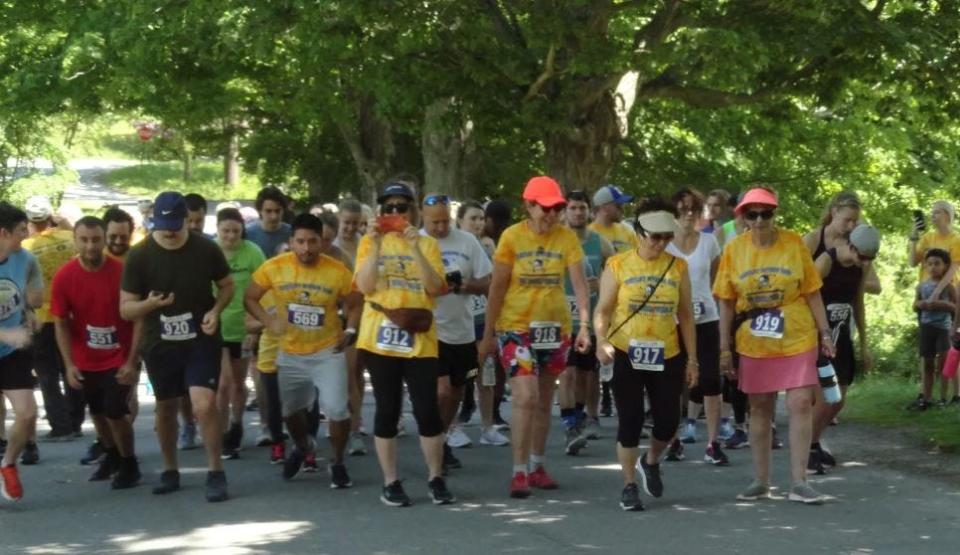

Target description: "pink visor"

left=734, top=188, right=778, bottom=215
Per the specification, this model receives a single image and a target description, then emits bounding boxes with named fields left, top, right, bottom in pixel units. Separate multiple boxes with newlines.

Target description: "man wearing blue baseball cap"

left=589, top=185, right=638, bottom=254
left=119, top=191, right=235, bottom=502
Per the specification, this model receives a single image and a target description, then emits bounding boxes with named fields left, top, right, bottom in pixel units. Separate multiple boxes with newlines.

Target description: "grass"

left=104, top=161, right=261, bottom=201
left=844, top=375, right=960, bottom=450
left=0, top=167, right=79, bottom=207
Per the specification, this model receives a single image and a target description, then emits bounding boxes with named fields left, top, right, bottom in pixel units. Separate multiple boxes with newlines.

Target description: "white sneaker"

left=348, top=432, right=367, bottom=456
left=479, top=427, right=510, bottom=446
left=446, top=425, right=473, bottom=448
left=584, top=417, right=601, bottom=440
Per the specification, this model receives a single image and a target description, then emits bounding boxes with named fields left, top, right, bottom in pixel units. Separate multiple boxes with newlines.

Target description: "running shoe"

left=329, top=463, right=353, bottom=489
left=303, top=451, right=319, bottom=473
left=382, top=480, right=412, bottom=507
left=528, top=465, right=558, bottom=489
left=1, top=464, right=23, bottom=501
left=443, top=444, right=462, bottom=471
left=89, top=451, right=118, bottom=481
left=80, top=439, right=105, bottom=465
left=619, top=483, right=644, bottom=511
left=152, top=470, right=180, bottom=495
left=736, top=480, right=771, bottom=501
left=564, top=427, right=588, bottom=456
left=665, top=438, right=685, bottom=461
left=428, top=476, right=456, bottom=505
left=205, top=470, right=229, bottom=503
left=348, top=432, right=367, bottom=456
left=771, top=428, right=783, bottom=450
left=479, top=427, right=510, bottom=446
left=178, top=422, right=198, bottom=450
left=20, top=442, right=39, bottom=465
left=283, top=447, right=306, bottom=480
left=111, top=457, right=141, bottom=490
left=704, top=441, right=729, bottom=466
left=637, top=454, right=663, bottom=498
left=807, top=449, right=826, bottom=476
left=493, top=414, right=510, bottom=431
left=906, top=394, right=929, bottom=411
left=818, top=445, right=837, bottom=467
left=255, top=428, right=273, bottom=447
left=724, top=429, right=749, bottom=450
left=584, top=417, right=601, bottom=440
left=270, top=441, right=286, bottom=464
left=788, top=482, right=827, bottom=505
left=446, top=425, right=472, bottom=448
left=509, top=472, right=531, bottom=499
left=679, top=419, right=697, bottom=444
left=936, top=398, right=948, bottom=409
left=718, top=419, right=736, bottom=441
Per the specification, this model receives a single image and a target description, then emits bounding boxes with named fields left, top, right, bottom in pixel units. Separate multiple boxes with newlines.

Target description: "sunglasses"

left=744, top=209, right=775, bottom=221
left=538, top=203, right=566, bottom=214
left=423, top=194, right=449, bottom=206
left=647, top=233, right=675, bottom=242
left=382, top=203, right=411, bottom=214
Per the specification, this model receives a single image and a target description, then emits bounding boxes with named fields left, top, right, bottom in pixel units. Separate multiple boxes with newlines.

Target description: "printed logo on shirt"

left=0, top=279, right=22, bottom=321
left=517, top=246, right=562, bottom=287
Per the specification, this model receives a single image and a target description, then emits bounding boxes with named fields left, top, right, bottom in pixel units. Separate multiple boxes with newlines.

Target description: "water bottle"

left=481, top=356, right=497, bottom=387
left=599, top=362, right=614, bottom=383
left=943, top=345, right=960, bottom=379
left=817, top=357, right=842, bottom=404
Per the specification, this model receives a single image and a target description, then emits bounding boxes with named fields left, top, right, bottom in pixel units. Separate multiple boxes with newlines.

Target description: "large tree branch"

left=480, top=0, right=527, bottom=50
left=523, top=45, right=556, bottom=101
left=632, top=0, right=684, bottom=51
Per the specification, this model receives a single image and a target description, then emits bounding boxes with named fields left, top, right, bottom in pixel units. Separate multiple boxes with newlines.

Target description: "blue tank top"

left=565, top=230, right=603, bottom=331
left=0, top=250, right=35, bottom=358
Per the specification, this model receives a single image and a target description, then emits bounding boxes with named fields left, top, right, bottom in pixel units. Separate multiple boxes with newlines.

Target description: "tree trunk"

left=337, top=93, right=398, bottom=204
left=421, top=98, right=478, bottom=199
left=224, top=128, right=240, bottom=186
left=544, top=89, right=622, bottom=192
left=182, top=147, right=193, bottom=182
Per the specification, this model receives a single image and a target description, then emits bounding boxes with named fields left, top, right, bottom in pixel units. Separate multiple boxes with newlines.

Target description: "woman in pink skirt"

left=713, top=186, right=835, bottom=504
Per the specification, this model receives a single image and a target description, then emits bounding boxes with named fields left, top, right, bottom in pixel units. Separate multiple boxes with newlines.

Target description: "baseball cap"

left=522, top=176, right=565, bottom=208
left=592, top=185, right=633, bottom=207
left=152, top=191, right=187, bottom=231
left=849, top=224, right=880, bottom=258
left=734, top=187, right=778, bottom=215
left=377, top=182, right=416, bottom=204
left=24, top=196, right=53, bottom=222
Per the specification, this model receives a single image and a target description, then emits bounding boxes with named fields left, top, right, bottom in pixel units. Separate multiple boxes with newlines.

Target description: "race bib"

left=826, top=303, right=852, bottom=327
left=376, top=321, right=414, bottom=353
left=160, top=313, right=197, bottom=341
left=693, top=301, right=705, bottom=320
left=529, top=321, right=562, bottom=350
left=749, top=309, right=784, bottom=339
left=86, top=325, right=119, bottom=350
left=287, top=303, right=325, bottom=330
left=470, top=295, right=487, bottom=317
left=566, top=296, right=579, bottom=318
left=628, top=339, right=665, bottom=371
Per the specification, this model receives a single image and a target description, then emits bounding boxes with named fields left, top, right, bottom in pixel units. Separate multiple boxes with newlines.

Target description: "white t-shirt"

left=666, top=232, right=720, bottom=324
left=420, top=228, right=493, bottom=344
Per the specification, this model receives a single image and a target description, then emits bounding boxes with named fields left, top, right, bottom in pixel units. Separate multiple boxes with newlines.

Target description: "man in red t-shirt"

left=50, top=216, right=141, bottom=489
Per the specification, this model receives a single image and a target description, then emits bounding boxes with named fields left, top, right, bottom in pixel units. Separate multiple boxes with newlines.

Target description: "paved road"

left=2, top=388, right=958, bottom=554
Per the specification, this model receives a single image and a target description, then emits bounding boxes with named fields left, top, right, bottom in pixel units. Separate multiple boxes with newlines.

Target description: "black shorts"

left=438, top=341, right=478, bottom=388
left=223, top=341, right=242, bottom=360
left=144, top=335, right=222, bottom=401
left=919, top=324, right=950, bottom=358
left=81, top=368, right=131, bottom=419
left=832, top=331, right=857, bottom=387
left=0, top=349, right=35, bottom=392
left=566, top=336, right=598, bottom=371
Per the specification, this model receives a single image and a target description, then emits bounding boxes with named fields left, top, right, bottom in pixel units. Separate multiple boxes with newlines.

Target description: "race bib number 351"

left=628, top=340, right=665, bottom=371
left=160, top=313, right=197, bottom=342
left=749, top=309, right=784, bottom=339
left=376, top=321, right=414, bottom=353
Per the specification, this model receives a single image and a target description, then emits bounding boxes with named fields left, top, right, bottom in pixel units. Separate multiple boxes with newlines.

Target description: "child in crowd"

left=912, top=248, right=956, bottom=410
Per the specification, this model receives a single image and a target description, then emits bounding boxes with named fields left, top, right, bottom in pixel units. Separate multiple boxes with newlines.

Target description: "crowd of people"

left=11, top=171, right=951, bottom=512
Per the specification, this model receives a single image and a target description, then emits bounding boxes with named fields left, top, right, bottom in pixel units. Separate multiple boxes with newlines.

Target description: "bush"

left=0, top=166, right=79, bottom=208
left=865, top=235, right=919, bottom=377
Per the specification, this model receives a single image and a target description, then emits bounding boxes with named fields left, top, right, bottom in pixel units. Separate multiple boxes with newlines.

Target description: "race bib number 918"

left=529, top=321, right=562, bottom=350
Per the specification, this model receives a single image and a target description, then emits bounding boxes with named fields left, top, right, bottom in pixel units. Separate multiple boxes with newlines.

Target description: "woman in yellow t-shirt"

left=353, top=181, right=454, bottom=507
left=713, top=186, right=835, bottom=505
left=478, top=176, right=592, bottom=499
left=594, top=197, right=698, bottom=511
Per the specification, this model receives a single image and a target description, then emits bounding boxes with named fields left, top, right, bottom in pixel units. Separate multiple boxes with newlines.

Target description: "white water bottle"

left=599, top=362, right=614, bottom=383
left=817, top=357, right=842, bottom=404
left=481, top=356, right=497, bottom=387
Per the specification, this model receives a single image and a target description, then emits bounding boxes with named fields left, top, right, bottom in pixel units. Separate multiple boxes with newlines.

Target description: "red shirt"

left=50, top=257, right=132, bottom=371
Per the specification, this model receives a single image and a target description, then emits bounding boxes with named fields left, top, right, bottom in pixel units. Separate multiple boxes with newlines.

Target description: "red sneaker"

left=303, top=451, right=318, bottom=473
left=270, top=442, right=286, bottom=464
left=509, top=472, right=531, bottom=499
left=1, top=464, right=23, bottom=501
left=528, top=465, right=558, bottom=490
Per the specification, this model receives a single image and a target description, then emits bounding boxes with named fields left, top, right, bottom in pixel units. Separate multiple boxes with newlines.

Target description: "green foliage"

left=0, top=166, right=78, bottom=207
left=103, top=161, right=259, bottom=201
left=866, top=235, right=920, bottom=377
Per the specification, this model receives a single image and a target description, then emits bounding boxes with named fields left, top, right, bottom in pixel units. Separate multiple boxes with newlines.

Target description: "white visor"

left=636, top=211, right=679, bottom=234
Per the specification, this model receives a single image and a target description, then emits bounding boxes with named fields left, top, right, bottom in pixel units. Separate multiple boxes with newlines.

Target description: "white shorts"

left=277, top=347, right=350, bottom=421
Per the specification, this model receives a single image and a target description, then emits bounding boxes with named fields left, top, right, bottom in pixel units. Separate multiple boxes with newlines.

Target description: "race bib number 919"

left=749, top=309, right=784, bottom=339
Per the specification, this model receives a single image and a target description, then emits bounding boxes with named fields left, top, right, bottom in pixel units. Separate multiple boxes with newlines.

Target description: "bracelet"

left=344, top=327, right=357, bottom=335
left=719, top=351, right=733, bottom=358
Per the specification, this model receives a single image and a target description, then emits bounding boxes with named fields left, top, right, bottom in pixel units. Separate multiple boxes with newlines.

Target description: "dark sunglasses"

left=423, top=194, right=449, bottom=206
left=382, top=203, right=411, bottom=214
left=538, top=203, right=566, bottom=214
left=647, top=232, right=675, bottom=242
left=745, top=209, right=775, bottom=221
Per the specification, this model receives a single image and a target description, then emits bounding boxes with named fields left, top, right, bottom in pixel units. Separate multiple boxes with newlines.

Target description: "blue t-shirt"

left=919, top=280, right=952, bottom=329
left=0, top=249, right=43, bottom=358
left=564, top=230, right=603, bottom=331
left=245, top=222, right=291, bottom=259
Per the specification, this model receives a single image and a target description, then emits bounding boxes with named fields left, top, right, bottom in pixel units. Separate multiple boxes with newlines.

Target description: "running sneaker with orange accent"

left=509, top=472, right=531, bottom=498
left=528, top=465, right=559, bottom=490
left=1, top=464, right=23, bottom=501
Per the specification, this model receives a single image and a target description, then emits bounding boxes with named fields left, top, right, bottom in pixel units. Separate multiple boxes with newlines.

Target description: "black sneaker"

left=89, top=450, right=119, bottom=481
left=81, top=440, right=105, bottom=465
left=620, top=483, right=644, bottom=511
left=816, top=444, right=837, bottom=467
left=205, top=470, right=229, bottom=502
left=330, top=463, right=353, bottom=489
left=771, top=428, right=783, bottom=450
left=638, top=454, right=664, bottom=498
left=443, top=444, right=462, bottom=471
left=428, top=476, right=455, bottom=505
left=906, top=394, right=928, bottom=411
left=807, top=448, right=826, bottom=475
left=704, top=441, right=729, bottom=466
left=381, top=480, right=412, bottom=507
left=20, top=442, right=39, bottom=465
left=283, top=447, right=306, bottom=480
left=112, top=457, right=141, bottom=490
left=665, top=438, right=685, bottom=461
left=152, top=470, right=180, bottom=495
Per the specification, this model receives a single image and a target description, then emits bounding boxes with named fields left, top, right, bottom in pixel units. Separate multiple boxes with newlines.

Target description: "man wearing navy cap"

left=120, top=192, right=235, bottom=502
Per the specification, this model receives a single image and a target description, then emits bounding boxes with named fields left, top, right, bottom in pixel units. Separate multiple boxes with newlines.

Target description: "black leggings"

left=612, top=350, right=684, bottom=448
left=260, top=372, right=284, bottom=442
left=361, top=350, right=444, bottom=439
left=685, top=321, right=722, bottom=403
left=723, top=378, right=748, bottom=425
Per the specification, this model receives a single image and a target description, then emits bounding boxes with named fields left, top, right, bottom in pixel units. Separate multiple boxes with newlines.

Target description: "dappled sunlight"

left=570, top=463, right=621, bottom=471
left=841, top=461, right=868, bottom=468
left=490, top=507, right=568, bottom=524
left=109, top=521, right=313, bottom=554
left=24, top=544, right=88, bottom=555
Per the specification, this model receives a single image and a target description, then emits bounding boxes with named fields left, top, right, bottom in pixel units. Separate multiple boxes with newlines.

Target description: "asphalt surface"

left=2, top=386, right=959, bottom=555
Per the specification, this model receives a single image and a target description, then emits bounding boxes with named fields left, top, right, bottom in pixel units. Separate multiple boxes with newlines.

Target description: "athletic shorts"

left=223, top=341, right=243, bottom=360
left=497, top=331, right=571, bottom=378
left=566, top=335, right=598, bottom=371
left=81, top=368, right=131, bottom=419
left=0, top=349, right=35, bottom=392
left=277, top=347, right=350, bottom=421
left=919, top=324, right=950, bottom=358
left=144, top=334, right=222, bottom=401
left=438, top=341, right=479, bottom=387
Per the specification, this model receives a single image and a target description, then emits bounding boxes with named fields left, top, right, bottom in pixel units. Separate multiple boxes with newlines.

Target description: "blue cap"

left=592, top=185, right=633, bottom=206
left=152, top=191, right=187, bottom=231
left=377, top=182, right=416, bottom=204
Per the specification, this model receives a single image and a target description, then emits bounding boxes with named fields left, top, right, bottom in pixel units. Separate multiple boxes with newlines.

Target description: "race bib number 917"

left=628, top=340, right=665, bottom=371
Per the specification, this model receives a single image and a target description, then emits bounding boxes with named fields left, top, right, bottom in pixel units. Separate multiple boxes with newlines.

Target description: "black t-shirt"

left=121, top=232, right=230, bottom=352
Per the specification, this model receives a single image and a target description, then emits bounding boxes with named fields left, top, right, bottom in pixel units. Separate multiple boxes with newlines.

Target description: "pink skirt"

left=738, top=348, right=818, bottom=394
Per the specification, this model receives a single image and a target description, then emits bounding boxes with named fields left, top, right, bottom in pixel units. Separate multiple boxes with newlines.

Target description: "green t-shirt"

left=218, top=239, right=266, bottom=342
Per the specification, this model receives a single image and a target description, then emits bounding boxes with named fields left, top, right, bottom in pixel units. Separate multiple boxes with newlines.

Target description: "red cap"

left=523, top=176, right=566, bottom=207
left=735, top=188, right=778, bottom=215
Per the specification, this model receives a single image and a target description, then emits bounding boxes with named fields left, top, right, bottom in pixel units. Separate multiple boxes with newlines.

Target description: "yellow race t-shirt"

left=589, top=221, right=638, bottom=254
left=252, top=252, right=352, bottom=355
left=713, top=230, right=822, bottom=358
left=494, top=221, right=584, bottom=335
left=22, top=228, right=76, bottom=323
left=915, top=230, right=960, bottom=282
left=607, top=250, right=687, bottom=359
left=355, top=233, right=444, bottom=358
left=257, top=291, right=279, bottom=374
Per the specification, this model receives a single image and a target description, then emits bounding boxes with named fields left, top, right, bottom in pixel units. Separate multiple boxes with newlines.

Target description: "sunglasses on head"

left=382, top=203, right=411, bottom=214
left=744, top=209, right=775, bottom=221
left=423, top=194, right=449, bottom=206
left=647, top=232, right=674, bottom=242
